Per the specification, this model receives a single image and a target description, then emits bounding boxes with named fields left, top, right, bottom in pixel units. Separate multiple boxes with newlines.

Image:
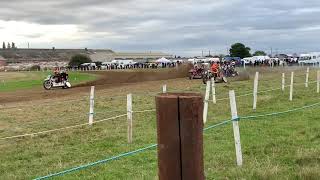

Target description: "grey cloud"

left=1, top=0, right=320, bottom=55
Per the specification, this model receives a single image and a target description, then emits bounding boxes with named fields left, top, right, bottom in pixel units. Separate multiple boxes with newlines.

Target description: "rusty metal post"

left=156, top=93, right=204, bottom=180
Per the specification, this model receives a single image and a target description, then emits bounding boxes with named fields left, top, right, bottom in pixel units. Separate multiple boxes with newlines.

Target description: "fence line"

left=33, top=99, right=320, bottom=179
left=1, top=79, right=318, bottom=140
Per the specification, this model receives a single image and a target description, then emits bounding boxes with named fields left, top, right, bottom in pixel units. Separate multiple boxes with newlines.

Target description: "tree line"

left=229, top=43, right=267, bottom=59
left=2, top=42, right=17, bottom=49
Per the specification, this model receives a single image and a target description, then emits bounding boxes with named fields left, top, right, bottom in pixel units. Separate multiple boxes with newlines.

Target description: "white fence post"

left=162, top=84, right=167, bottom=93
left=203, top=81, right=211, bottom=124
left=229, top=90, right=243, bottom=166
left=253, top=72, right=259, bottom=110
left=89, top=86, right=95, bottom=125
left=211, top=78, right=216, bottom=104
left=305, top=67, right=309, bottom=88
left=282, top=73, right=285, bottom=91
left=317, top=71, right=320, bottom=93
left=289, top=72, right=294, bottom=101
left=127, top=93, right=133, bottom=143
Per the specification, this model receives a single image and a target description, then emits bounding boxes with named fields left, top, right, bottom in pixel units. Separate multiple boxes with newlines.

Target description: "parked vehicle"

left=80, top=63, right=97, bottom=70
left=43, top=72, right=71, bottom=90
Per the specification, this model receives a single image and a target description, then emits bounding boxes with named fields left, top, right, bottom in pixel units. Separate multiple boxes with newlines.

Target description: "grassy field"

left=0, top=67, right=319, bottom=179
left=0, top=71, right=97, bottom=92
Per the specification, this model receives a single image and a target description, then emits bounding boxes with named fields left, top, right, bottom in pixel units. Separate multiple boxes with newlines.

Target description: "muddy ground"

left=0, top=66, right=191, bottom=104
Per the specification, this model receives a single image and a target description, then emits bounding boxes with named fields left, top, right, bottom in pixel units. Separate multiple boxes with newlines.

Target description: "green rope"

left=34, top=144, right=158, bottom=180
left=241, top=102, right=320, bottom=120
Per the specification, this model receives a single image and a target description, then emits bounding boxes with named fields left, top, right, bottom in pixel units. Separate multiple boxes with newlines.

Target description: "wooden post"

left=203, top=81, right=211, bottom=123
left=162, top=84, right=167, bottom=93
left=127, top=93, right=133, bottom=143
left=211, top=78, right=216, bottom=104
left=229, top=90, right=243, bottom=166
left=253, top=72, right=259, bottom=110
left=89, top=86, right=95, bottom=125
left=282, top=73, right=285, bottom=91
left=317, top=71, right=320, bottom=93
left=305, top=67, right=310, bottom=88
left=290, top=72, right=294, bottom=101
left=156, top=93, right=204, bottom=180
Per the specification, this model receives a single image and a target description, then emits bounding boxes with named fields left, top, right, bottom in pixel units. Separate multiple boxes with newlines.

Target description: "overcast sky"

left=0, top=0, right=320, bottom=56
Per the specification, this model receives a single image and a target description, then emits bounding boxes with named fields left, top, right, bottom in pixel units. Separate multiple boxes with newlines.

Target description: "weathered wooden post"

left=89, top=86, right=95, bottom=125
left=156, top=93, right=204, bottom=180
left=281, top=73, right=285, bottom=91
left=127, top=93, right=133, bottom=143
left=289, top=72, right=294, bottom=101
left=253, top=72, right=259, bottom=110
left=229, top=90, right=243, bottom=166
left=305, top=67, right=309, bottom=88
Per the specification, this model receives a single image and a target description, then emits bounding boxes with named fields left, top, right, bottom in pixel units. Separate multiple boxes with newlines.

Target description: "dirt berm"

left=0, top=65, right=191, bottom=104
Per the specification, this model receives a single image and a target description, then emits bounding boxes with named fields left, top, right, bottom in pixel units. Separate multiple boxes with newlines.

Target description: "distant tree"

left=2, top=42, right=5, bottom=49
left=11, top=42, right=15, bottom=49
left=69, top=54, right=92, bottom=67
left=229, top=43, right=251, bottom=59
left=52, top=47, right=55, bottom=51
left=30, top=65, right=41, bottom=71
left=253, top=50, right=266, bottom=56
left=7, top=42, right=11, bottom=49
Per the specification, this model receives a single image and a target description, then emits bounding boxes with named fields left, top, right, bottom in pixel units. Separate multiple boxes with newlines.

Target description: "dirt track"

left=0, top=66, right=190, bottom=104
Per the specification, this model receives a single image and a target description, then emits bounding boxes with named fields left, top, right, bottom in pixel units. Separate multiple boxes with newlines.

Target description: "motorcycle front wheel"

left=43, top=80, right=52, bottom=90
left=202, top=76, right=209, bottom=84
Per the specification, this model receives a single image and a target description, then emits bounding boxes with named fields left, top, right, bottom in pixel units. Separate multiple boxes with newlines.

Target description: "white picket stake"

left=229, top=90, right=243, bottom=166
left=281, top=73, right=285, bottom=91
left=317, top=71, right=320, bottom=93
left=127, top=93, right=133, bottom=143
left=305, top=67, right=310, bottom=88
left=211, top=78, right=216, bottom=104
left=253, top=72, right=259, bottom=110
left=289, top=72, right=294, bottom=101
left=243, top=62, right=246, bottom=69
left=162, top=84, right=167, bottom=93
left=89, top=86, right=95, bottom=125
left=203, top=80, right=211, bottom=124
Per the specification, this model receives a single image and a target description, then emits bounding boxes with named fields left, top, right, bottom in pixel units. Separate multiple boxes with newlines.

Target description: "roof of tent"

left=156, top=57, right=171, bottom=63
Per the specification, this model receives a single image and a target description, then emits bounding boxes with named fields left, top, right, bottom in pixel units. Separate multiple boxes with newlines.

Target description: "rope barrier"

left=34, top=144, right=158, bottom=180
left=33, top=100, right=320, bottom=179
left=0, top=114, right=127, bottom=140
left=34, top=118, right=232, bottom=179
left=240, top=101, right=320, bottom=120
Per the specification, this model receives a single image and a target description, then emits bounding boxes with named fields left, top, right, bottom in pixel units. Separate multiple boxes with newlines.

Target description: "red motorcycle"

left=189, top=67, right=204, bottom=80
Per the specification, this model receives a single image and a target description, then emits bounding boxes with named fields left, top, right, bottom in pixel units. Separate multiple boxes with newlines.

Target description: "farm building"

left=0, top=55, right=7, bottom=66
left=0, top=48, right=172, bottom=63
left=89, top=51, right=173, bottom=62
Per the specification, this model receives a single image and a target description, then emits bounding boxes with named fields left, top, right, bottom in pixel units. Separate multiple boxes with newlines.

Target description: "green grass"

left=0, top=71, right=97, bottom=92
left=0, top=67, right=319, bottom=179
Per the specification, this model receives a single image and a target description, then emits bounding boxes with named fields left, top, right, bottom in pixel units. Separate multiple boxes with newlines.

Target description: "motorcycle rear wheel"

left=43, top=80, right=52, bottom=90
